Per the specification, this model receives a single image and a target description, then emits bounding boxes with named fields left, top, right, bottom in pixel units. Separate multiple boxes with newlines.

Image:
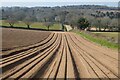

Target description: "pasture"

left=91, top=32, right=118, bottom=44
left=91, top=32, right=118, bottom=39
left=0, top=20, right=62, bottom=30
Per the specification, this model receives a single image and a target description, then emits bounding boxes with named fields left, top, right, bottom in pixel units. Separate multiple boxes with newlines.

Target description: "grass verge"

left=73, top=30, right=119, bottom=49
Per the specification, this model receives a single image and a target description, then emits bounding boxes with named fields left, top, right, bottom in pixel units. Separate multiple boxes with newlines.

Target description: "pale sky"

left=0, top=0, right=120, bottom=7
left=1, top=0, right=119, bottom=2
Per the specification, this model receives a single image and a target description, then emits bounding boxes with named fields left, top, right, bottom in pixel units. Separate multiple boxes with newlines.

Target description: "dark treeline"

left=0, top=5, right=119, bottom=31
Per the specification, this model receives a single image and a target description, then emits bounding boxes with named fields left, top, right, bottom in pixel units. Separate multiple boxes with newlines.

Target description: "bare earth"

left=2, top=28, right=51, bottom=51
left=0, top=28, right=119, bottom=79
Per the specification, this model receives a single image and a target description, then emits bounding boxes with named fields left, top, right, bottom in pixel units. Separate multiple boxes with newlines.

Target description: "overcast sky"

left=0, top=0, right=120, bottom=7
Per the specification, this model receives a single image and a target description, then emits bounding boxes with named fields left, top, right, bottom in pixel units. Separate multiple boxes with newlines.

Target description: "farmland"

left=0, top=4, right=119, bottom=79
left=0, top=28, right=118, bottom=79
left=2, top=28, right=51, bottom=51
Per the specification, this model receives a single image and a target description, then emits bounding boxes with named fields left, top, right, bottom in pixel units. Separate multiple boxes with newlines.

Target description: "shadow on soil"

left=0, top=26, right=63, bottom=32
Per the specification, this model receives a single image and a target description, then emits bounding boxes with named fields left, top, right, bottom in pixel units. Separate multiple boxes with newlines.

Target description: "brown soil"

left=0, top=28, right=119, bottom=79
left=2, top=28, right=51, bottom=51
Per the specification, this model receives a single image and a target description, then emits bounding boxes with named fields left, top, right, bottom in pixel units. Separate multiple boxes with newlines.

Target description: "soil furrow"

left=1, top=33, right=54, bottom=58
left=1, top=34, right=59, bottom=80
left=33, top=33, right=62, bottom=78
left=1, top=29, right=118, bottom=79
left=66, top=33, right=98, bottom=78
left=48, top=34, right=65, bottom=79
left=41, top=34, right=64, bottom=79
left=68, top=33, right=118, bottom=77
left=8, top=33, right=60, bottom=79
left=1, top=33, right=54, bottom=62
left=68, top=33, right=119, bottom=79
left=0, top=33, right=58, bottom=74
left=72, top=33, right=118, bottom=61
left=64, top=35, right=76, bottom=79
left=55, top=34, right=67, bottom=79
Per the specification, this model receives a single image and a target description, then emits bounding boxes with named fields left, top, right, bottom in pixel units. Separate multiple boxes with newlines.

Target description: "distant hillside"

left=1, top=5, right=118, bottom=21
left=0, top=5, right=119, bottom=31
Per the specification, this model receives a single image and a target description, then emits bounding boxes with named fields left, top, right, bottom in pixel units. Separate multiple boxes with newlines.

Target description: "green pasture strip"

left=31, top=22, right=47, bottom=29
left=73, top=30, right=119, bottom=49
left=50, top=24, right=61, bottom=30
left=91, top=32, right=118, bottom=39
left=0, top=20, right=61, bottom=30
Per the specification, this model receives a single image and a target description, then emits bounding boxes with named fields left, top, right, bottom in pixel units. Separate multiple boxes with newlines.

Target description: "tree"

left=5, top=20, right=17, bottom=27
left=55, top=16, right=61, bottom=23
left=84, top=16, right=95, bottom=30
left=69, top=20, right=78, bottom=29
left=118, top=18, right=120, bottom=31
left=56, top=11, right=69, bottom=23
left=23, top=16, right=36, bottom=28
left=65, top=13, right=80, bottom=29
left=13, top=10, right=26, bottom=21
left=5, top=15, right=17, bottom=27
left=43, top=22, right=53, bottom=30
left=55, top=15, right=65, bottom=31
left=97, top=18, right=102, bottom=31
left=110, top=19, right=118, bottom=31
left=101, top=17, right=111, bottom=31
left=77, top=17, right=89, bottom=30
left=92, top=18, right=102, bottom=31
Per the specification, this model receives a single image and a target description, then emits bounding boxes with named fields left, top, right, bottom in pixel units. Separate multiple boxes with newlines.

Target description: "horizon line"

left=0, top=2, right=119, bottom=7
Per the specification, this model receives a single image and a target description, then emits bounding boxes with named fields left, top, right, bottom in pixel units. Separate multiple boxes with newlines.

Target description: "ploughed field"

left=0, top=28, right=119, bottom=79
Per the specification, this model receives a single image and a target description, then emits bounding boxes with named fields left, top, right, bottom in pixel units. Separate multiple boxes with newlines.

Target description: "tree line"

left=0, top=5, right=119, bottom=31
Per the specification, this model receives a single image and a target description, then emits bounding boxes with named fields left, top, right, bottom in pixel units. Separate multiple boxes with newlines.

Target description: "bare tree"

left=23, top=16, right=35, bottom=28
left=5, top=20, right=17, bottom=27
left=5, top=15, right=17, bottom=27
left=43, top=22, right=53, bottom=30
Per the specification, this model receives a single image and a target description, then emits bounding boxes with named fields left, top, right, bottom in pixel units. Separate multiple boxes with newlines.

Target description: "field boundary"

left=73, top=30, right=119, bottom=49
left=0, top=26, right=62, bottom=32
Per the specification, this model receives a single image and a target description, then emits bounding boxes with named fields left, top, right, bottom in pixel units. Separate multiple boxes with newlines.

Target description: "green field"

left=91, top=32, right=119, bottom=44
left=0, top=20, right=62, bottom=30
left=91, top=32, right=118, bottom=39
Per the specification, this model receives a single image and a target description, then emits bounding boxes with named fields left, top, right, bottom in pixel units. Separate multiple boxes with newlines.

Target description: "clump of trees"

left=83, top=16, right=119, bottom=32
left=1, top=6, right=119, bottom=31
left=77, top=17, right=89, bottom=30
